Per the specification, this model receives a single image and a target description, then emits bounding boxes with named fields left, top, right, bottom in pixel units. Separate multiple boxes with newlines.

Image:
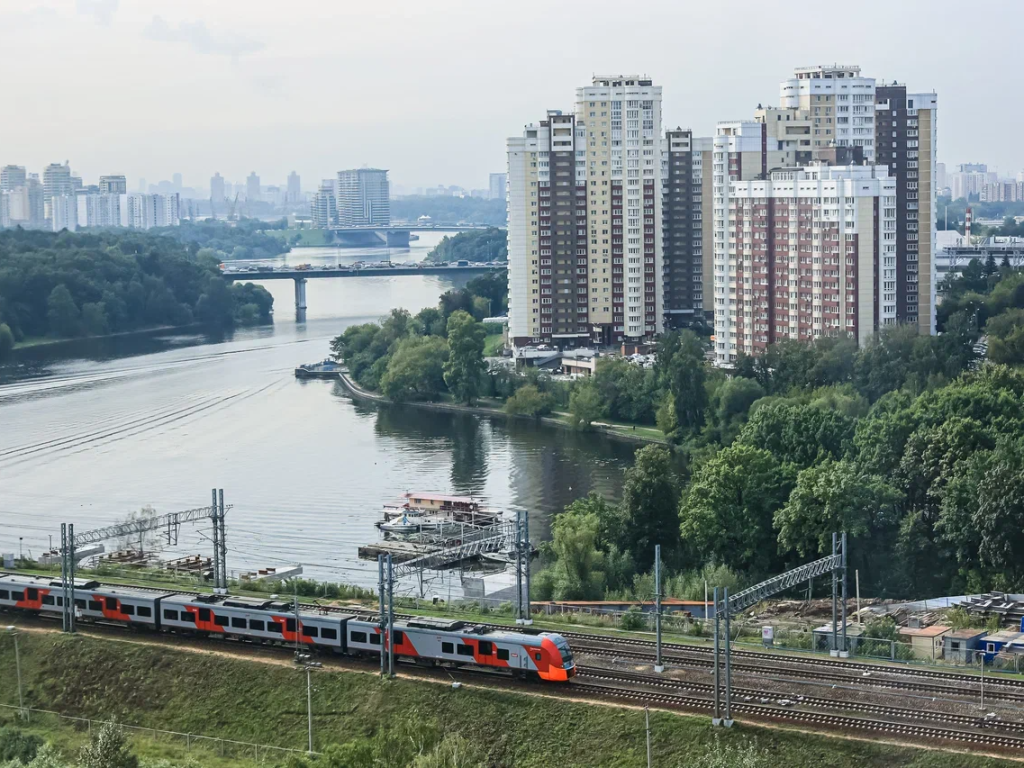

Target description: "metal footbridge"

left=393, top=520, right=516, bottom=579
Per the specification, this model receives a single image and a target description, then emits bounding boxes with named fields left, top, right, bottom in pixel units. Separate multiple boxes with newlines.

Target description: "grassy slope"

left=0, top=632, right=1011, bottom=767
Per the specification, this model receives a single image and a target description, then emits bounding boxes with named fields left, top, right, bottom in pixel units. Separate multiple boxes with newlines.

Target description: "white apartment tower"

left=336, top=169, right=390, bottom=226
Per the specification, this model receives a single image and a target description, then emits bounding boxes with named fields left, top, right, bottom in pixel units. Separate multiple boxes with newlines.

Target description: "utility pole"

left=513, top=513, right=523, bottom=623
left=830, top=532, right=838, bottom=657
left=712, top=586, right=721, bottom=726
left=654, top=544, right=663, bottom=673
left=723, top=586, right=733, bottom=727
left=218, top=489, right=228, bottom=591
left=644, top=705, right=652, bottom=768
left=293, top=588, right=301, bottom=659
left=211, top=489, right=220, bottom=591
left=856, top=570, right=861, bottom=627
left=378, top=555, right=386, bottom=677
left=840, top=532, right=848, bottom=658
left=387, top=553, right=395, bottom=678
left=306, top=667, right=313, bottom=753
left=69, top=524, right=75, bottom=634
left=5, top=627, right=25, bottom=721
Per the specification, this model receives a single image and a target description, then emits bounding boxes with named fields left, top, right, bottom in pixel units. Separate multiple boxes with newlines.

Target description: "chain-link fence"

left=0, top=704, right=315, bottom=766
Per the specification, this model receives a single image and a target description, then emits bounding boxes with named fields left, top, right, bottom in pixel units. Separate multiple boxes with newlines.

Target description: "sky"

left=1, top=0, right=1018, bottom=193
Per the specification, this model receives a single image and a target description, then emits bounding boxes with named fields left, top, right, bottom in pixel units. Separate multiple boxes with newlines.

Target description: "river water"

left=0, top=233, right=638, bottom=596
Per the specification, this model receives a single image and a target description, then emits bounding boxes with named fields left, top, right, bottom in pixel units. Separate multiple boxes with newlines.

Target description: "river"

left=0, top=232, right=638, bottom=597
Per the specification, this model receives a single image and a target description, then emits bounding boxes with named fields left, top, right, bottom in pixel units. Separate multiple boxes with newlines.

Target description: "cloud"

left=76, top=0, right=118, bottom=25
left=143, top=16, right=265, bottom=58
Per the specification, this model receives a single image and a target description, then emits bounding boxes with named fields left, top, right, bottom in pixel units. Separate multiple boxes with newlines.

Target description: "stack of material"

left=959, top=593, right=1024, bottom=626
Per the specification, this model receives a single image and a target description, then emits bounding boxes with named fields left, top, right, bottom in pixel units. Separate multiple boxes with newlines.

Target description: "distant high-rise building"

left=489, top=173, right=507, bottom=200
left=0, top=192, right=9, bottom=228
left=210, top=172, right=225, bottom=203
left=311, top=180, right=338, bottom=228
left=287, top=171, right=301, bottom=203
left=26, top=176, right=44, bottom=228
left=118, top=193, right=181, bottom=229
left=50, top=194, right=78, bottom=232
left=172, top=173, right=183, bottom=191
left=336, top=168, right=390, bottom=226
left=1, top=165, right=26, bottom=192
left=98, top=175, right=127, bottom=195
left=936, top=162, right=947, bottom=191
left=246, top=172, right=261, bottom=202
left=77, top=193, right=122, bottom=228
left=43, top=162, right=73, bottom=204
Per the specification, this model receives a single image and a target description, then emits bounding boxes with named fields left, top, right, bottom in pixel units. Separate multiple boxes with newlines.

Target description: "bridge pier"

left=294, top=277, right=307, bottom=311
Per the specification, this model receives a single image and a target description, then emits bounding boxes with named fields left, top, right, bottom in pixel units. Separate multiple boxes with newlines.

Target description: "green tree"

left=619, top=446, right=680, bottom=570
left=987, top=308, right=1024, bottom=365
left=504, top=384, right=551, bottom=418
left=709, top=376, right=764, bottom=444
left=568, top=379, right=605, bottom=429
left=854, top=325, right=918, bottom=401
left=661, top=330, right=707, bottom=436
left=775, top=459, right=903, bottom=560
left=0, top=727, right=42, bottom=763
left=537, top=507, right=607, bottom=599
left=379, top=336, right=448, bottom=402
left=738, top=401, right=854, bottom=467
left=79, top=721, right=138, bottom=768
left=81, top=302, right=109, bottom=336
left=414, top=306, right=446, bottom=336
left=195, top=278, right=235, bottom=329
left=0, top=323, right=14, bottom=361
left=443, top=310, right=486, bottom=403
left=679, top=444, right=794, bottom=575
left=46, top=283, right=80, bottom=337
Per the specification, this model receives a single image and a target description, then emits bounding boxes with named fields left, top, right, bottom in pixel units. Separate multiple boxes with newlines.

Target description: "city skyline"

left=1, top=0, right=1019, bottom=190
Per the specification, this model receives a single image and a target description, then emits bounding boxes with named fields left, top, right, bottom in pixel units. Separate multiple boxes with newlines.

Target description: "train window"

left=497, top=648, right=510, bottom=661
left=268, top=622, right=283, bottom=633
left=351, top=631, right=368, bottom=644
left=198, top=608, right=211, bottom=622
left=11, top=592, right=24, bottom=601
left=214, top=614, right=228, bottom=627
left=370, top=633, right=381, bottom=645
left=441, top=642, right=454, bottom=654
left=27, top=588, right=38, bottom=601
left=250, top=620, right=265, bottom=632
left=121, top=604, right=135, bottom=615
left=137, top=606, right=151, bottom=617
left=180, top=612, right=196, bottom=623
left=0, top=590, right=8, bottom=600
left=478, top=641, right=493, bottom=656
left=75, top=599, right=86, bottom=609
left=56, top=597, right=64, bottom=607
left=392, top=630, right=404, bottom=645
left=105, top=597, right=117, bottom=610
left=302, top=626, right=319, bottom=638
left=42, top=595, right=55, bottom=606
left=163, top=610, right=179, bottom=621
left=457, top=644, right=474, bottom=657
left=534, top=652, right=542, bottom=662
left=321, top=628, right=337, bottom=640
left=231, top=617, right=247, bottom=629
left=286, top=618, right=297, bottom=633
left=89, top=601, right=102, bottom=611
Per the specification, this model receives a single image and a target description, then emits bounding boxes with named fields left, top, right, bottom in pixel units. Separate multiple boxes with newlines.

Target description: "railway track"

left=569, top=679, right=1024, bottom=752
left=574, top=666, right=1024, bottom=733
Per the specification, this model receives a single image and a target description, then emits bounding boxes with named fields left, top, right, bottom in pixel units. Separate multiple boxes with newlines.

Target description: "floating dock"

left=294, top=360, right=342, bottom=380
left=358, top=540, right=441, bottom=563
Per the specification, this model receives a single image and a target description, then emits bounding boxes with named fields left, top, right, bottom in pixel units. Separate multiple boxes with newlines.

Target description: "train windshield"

left=554, top=639, right=574, bottom=667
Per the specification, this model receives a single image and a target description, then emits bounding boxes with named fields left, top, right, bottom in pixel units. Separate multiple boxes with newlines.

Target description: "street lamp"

left=5, top=626, right=25, bottom=721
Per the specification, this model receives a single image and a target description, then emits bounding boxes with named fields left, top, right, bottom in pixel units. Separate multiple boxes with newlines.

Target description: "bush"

left=0, top=727, right=43, bottom=764
left=620, top=605, right=647, bottom=631
left=504, top=384, right=552, bottom=418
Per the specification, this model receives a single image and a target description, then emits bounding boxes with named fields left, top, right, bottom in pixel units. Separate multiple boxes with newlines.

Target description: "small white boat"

left=377, top=515, right=443, bottom=534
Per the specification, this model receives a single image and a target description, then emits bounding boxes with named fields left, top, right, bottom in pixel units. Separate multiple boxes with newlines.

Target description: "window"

left=351, top=631, right=368, bottom=644
left=370, top=633, right=381, bottom=645
left=121, top=604, right=135, bottom=615
left=321, top=627, right=337, bottom=640
left=105, top=597, right=118, bottom=610
left=250, top=619, right=265, bottom=632
left=497, top=648, right=510, bottom=661
left=987, top=643, right=996, bottom=654
left=75, top=599, right=86, bottom=609
left=42, top=595, right=55, bottom=606
left=286, top=618, right=297, bottom=633
left=179, top=611, right=195, bottom=623
left=163, top=609, right=179, bottom=621
left=0, top=590, right=8, bottom=600
left=478, top=641, right=493, bottom=656
left=88, top=600, right=102, bottom=611
left=137, top=606, right=151, bottom=618
left=302, top=625, right=319, bottom=638
left=231, top=617, right=247, bottom=629
left=457, top=644, right=474, bottom=657
left=534, top=652, right=542, bottom=662
left=214, top=614, right=228, bottom=627
left=267, top=621, right=282, bottom=633
left=27, top=588, right=38, bottom=601
left=198, top=608, right=211, bottom=623
left=442, top=642, right=454, bottom=654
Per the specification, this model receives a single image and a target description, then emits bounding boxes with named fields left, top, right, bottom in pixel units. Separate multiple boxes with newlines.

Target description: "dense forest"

left=424, top=228, right=507, bottom=263
left=391, top=196, right=507, bottom=226
left=0, top=228, right=273, bottom=355
left=153, top=218, right=290, bottom=261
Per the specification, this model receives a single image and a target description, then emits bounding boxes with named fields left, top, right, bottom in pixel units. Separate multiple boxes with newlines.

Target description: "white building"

left=311, top=181, right=337, bottom=228
left=0, top=191, right=9, bottom=228
left=1, top=165, right=26, bottom=192
left=488, top=173, right=507, bottom=200
left=117, top=193, right=180, bottom=230
left=287, top=171, right=301, bottom=203
left=336, top=168, right=390, bottom=226
left=50, top=193, right=78, bottom=231
left=76, top=193, right=122, bottom=228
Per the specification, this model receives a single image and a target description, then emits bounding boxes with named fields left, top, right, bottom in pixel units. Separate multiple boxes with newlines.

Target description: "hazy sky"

left=2, top=0, right=1017, bottom=192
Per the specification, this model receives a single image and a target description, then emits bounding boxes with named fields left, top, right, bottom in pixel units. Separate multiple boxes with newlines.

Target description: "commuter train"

left=0, top=574, right=575, bottom=682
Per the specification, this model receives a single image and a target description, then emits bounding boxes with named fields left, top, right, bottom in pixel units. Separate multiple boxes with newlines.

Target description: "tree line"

left=424, top=228, right=508, bottom=264
left=0, top=228, right=274, bottom=357
left=154, top=218, right=290, bottom=262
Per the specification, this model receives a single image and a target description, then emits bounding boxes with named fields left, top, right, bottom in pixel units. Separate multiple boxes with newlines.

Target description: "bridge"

left=222, top=263, right=506, bottom=310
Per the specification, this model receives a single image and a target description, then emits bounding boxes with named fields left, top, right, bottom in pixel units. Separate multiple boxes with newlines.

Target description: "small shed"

left=943, top=628, right=986, bottom=663
left=811, top=622, right=865, bottom=653
left=897, top=624, right=951, bottom=660
left=981, top=630, right=1024, bottom=662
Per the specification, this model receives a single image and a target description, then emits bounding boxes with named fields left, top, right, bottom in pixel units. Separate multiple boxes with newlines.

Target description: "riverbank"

left=11, top=323, right=204, bottom=352
left=337, top=370, right=668, bottom=446
left=1, top=631, right=1007, bottom=767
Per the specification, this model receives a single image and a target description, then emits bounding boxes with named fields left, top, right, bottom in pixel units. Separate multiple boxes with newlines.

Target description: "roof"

left=983, top=630, right=1024, bottom=643
left=946, top=629, right=987, bottom=640
left=898, top=625, right=951, bottom=638
left=403, top=492, right=478, bottom=504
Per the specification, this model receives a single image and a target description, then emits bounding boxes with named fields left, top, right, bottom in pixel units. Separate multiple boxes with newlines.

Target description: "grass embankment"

left=0, top=632, right=1013, bottom=767
left=484, top=333, right=504, bottom=356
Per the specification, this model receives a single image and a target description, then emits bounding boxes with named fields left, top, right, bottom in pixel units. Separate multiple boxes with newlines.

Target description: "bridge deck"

left=222, top=265, right=503, bottom=281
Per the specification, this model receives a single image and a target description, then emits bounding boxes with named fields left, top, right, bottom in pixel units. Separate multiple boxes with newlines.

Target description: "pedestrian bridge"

left=222, top=263, right=504, bottom=310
